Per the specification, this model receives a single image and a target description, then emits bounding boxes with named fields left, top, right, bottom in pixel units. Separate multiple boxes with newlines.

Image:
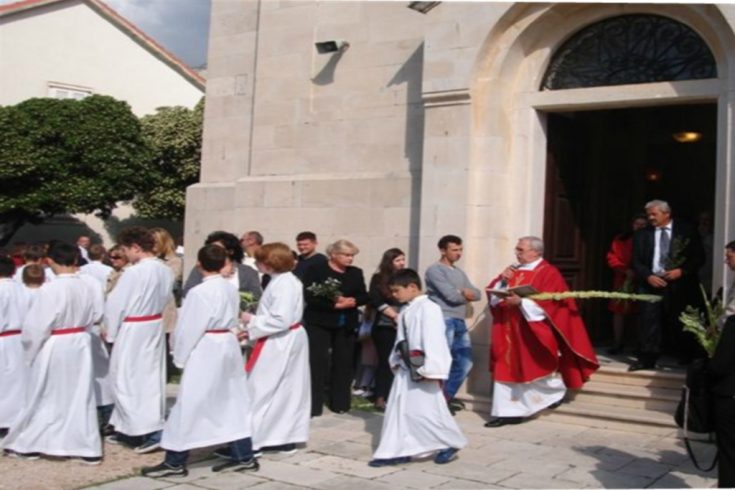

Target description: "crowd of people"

left=0, top=198, right=733, bottom=484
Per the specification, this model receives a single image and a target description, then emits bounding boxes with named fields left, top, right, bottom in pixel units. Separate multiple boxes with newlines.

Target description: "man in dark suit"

left=629, top=199, right=705, bottom=371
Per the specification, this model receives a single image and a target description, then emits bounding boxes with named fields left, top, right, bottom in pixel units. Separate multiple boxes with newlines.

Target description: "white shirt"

left=652, top=220, right=673, bottom=275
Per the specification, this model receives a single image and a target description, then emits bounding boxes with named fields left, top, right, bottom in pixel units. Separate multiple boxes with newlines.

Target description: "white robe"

left=488, top=259, right=567, bottom=418
left=0, top=278, right=32, bottom=428
left=80, top=261, right=113, bottom=290
left=104, top=257, right=173, bottom=436
left=161, top=275, right=252, bottom=451
left=3, top=274, right=101, bottom=457
left=77, top=273, right=113, bottom=407
left=373, top=295, right=467, bottom=459
left=247, top=272, right=309, bottom=449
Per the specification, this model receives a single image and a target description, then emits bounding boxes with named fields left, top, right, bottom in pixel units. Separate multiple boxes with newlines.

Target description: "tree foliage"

left=133, top=98, right=203, bottom=220
left=0, top=95, right=151, bottom=243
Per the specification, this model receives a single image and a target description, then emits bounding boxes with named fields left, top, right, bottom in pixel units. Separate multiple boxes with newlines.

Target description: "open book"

left=486, top=284, right=539, bottom=298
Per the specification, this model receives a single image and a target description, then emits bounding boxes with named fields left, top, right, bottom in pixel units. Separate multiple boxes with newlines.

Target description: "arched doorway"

left=539, top=14, right=719, bottom=342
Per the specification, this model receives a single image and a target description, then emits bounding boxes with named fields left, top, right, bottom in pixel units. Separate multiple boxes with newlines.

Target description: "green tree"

left=134, top=99, right=203, bottom=220
left=0, top=95, right=151, bottom=246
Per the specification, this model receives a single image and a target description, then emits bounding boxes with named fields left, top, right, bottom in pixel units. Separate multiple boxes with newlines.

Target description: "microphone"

left=499, top=263, right=520, bottom=289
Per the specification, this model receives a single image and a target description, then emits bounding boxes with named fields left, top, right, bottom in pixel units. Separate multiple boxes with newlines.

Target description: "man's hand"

left=236, top=330, right=249, bottom=342
left=461, top=288, right=477, bottom=301
left=501, top=266, right=516, bottom=281
left=647, top=275, right=668, bottom=288
left=334, top=296, right=357, bottom=309
left=663, top=268, right=683, bottom=281
left=240, top=311, right=253, bottom=325
left=504, top=293, right=522, bottom=307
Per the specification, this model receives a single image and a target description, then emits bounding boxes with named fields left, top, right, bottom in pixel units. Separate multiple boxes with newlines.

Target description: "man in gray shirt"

left=425, top=235, right=481, bottom=413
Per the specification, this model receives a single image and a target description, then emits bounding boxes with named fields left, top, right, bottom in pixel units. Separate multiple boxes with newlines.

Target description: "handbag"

left=673, top=358, right=718, bottom=471
left=395, top=321, right=425, bottom=382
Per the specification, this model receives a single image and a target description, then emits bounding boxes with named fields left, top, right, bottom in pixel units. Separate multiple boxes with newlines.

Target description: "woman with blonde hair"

left=302, top=239, right=368, bottom=416
left=150, top=227, right=183, bottom=381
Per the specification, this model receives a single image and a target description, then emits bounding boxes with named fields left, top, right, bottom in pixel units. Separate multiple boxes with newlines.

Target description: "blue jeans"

left=165, top=437, right=254, bottom=467
left=443, top=317, right=473, bottom=399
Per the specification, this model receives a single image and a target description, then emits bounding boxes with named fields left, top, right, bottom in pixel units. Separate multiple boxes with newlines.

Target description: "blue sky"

left=0, top=0, right=211, bottom=68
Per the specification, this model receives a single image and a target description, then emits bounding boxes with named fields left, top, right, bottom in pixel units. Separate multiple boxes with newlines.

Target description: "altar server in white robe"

left=76, top=268, right=114, bottom=426
left=0, top=256, right=32, bottom=437
left=141, top=245, right=257, bottom=478
left=370, top=269, right=467, bottom=467
left=104, top=227, right=173, bottom=453
left=241, top=242, right=309, bottom=454
left=3, top=243, right=102, bottom=464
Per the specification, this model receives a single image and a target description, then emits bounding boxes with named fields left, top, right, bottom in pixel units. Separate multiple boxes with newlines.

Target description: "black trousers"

left=306, top=323, right=355, bottom=416
left=372, top=325, right=396, bottom=400
left=638, top=281, right=702, bottom=363
left=715, top=396, right=735, bottom=488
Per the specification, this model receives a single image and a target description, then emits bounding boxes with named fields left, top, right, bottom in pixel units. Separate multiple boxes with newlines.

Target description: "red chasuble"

left=487, top=260, right=599, bottom=389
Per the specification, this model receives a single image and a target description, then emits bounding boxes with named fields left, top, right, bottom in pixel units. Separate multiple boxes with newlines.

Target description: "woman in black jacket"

left=369, top=248, right=406, bottom=410
left=303, top=239, right=368, bottom=416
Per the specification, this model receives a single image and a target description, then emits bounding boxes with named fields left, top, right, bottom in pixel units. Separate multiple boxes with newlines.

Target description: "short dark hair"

left=0, top=255, right=15, bottom=277
left=389, top=268, right=422, bottom=289
left=438, top=235, right=462, bottom=250
left=205, top=231, right=244, bottom=263
left=246, top=231, right=264, bottom=246
left=726, top=241, right=735, bottom=252
left=296, top=231, right=317, bottom=242
left=48, top=242, right=79, bottom=266
left=22, top=264, right=45, bottom=286
left=23, top=244, right=46, bottom=262
left=88, top=244, right=106, bottom=261
left=117, top=227, right=155, bottom=252
left=198, top=244, right=228, bottom=273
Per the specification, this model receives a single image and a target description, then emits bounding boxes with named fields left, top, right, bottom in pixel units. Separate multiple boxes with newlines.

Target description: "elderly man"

left=630, top=200, right=705, bottom=371
left=485, top=236, right=598, bottom=428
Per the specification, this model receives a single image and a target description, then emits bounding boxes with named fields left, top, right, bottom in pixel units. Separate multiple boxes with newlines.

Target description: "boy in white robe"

left=0, top=256, right=32, bottom=437
left=141, top=245, right=257, bottom=477
left=370, top=269, right=467, bottom=467
left=2, top=243, right=102, bottom=464
left=104, top=227, right=174, bottom=453
left=241, top=243, right=309, bottom=454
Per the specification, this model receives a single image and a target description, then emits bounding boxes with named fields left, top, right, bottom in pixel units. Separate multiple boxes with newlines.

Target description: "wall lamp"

left=407, top=1, right=441, bottom=14
left=315, top=40, right=350, bottom=54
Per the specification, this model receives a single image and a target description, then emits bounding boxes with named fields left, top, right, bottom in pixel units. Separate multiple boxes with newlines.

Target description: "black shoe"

left=77, top=456, right=102, bottom=466
left=261, top=443, right=297, bottom=455
left=627, top=361, right=656, bottom=372
left=212, top=457, right=260, bottom=473
left=547, top=400, right=563, bottom=410
left=4, top=449, right=40, bottom=460
left=448, top=398, right=465, bottom=411
left=483, top=417, right=523, bottom=428
left=133, top=439, right=161, bottom=454
left=213, top=446, right=232, bottom=459
left=141, top=462, right=188, bottom=478
left=607, top=345, right=623, bottom=355
left=101, top=424, right=115, bottom=437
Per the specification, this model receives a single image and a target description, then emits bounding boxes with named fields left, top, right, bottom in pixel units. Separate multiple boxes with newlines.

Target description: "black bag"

left=673, top=358, right=718, bottom=471
left=396, top=321, right=425, bottom=382
left=674, top=358, right=715, bottom=433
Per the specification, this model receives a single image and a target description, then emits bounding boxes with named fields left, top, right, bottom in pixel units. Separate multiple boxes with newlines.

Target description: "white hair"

left=645, top=199, right=671, bottom=214
left=519, top=236, right=544, bottom=254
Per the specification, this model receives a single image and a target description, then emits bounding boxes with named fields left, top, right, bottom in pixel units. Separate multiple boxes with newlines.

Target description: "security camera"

left=315, top=40, right=350, bottom=54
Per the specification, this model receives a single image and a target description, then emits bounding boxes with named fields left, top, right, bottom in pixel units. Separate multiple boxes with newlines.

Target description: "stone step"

left=592, top=367, right=684, bottom=390
left=551, top=399, right=678, bottom=428
left=572, top=390, right=678, bottom=412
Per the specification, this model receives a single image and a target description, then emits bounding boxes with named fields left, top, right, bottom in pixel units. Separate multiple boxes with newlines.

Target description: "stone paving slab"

left=4, top=404, right=721, bottom=489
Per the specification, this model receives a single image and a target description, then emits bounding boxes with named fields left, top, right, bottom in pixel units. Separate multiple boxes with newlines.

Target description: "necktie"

left=659, top=227, right=670, bottom=270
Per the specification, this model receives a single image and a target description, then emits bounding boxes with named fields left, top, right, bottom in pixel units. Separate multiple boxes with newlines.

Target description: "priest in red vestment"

left=484, top=236, right=599, bottom=428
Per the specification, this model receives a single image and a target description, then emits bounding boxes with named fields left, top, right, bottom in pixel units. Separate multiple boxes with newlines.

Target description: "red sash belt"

left=51, top=326, right=86, bottom=335
left=123, top=314, right=163, bottom=323
left=206, top=329, right=231, bottom=334
left=245, top=323, right=301, bottom=373
left=0, top=329, right=21, bottom=338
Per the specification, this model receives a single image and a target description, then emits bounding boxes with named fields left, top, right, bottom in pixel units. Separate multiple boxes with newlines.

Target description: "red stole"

left=487, top=260, right=599, bottom=389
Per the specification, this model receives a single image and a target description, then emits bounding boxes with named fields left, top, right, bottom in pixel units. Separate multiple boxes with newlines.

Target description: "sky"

left=0, top=0, right=211, bottom=68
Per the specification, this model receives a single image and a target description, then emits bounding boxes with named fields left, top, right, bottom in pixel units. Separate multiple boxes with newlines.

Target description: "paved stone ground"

left=2, top=402, right=718, bottom=490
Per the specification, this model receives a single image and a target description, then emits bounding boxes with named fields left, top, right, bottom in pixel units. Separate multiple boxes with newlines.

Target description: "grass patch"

left=351, top=395, right=382, bottom=413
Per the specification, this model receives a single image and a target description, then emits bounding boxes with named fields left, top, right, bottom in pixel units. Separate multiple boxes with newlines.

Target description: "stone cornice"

left=423, top=88, right=471, bottom=107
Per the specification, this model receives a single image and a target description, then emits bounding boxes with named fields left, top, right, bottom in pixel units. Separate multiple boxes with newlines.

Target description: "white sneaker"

left=352, top=388, right=366, bottom=396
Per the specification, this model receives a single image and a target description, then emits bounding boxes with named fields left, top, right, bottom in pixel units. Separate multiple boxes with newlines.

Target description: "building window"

left=541, top=14, right=717, bottom=90
left=47, top=83, right=92, bottom=100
